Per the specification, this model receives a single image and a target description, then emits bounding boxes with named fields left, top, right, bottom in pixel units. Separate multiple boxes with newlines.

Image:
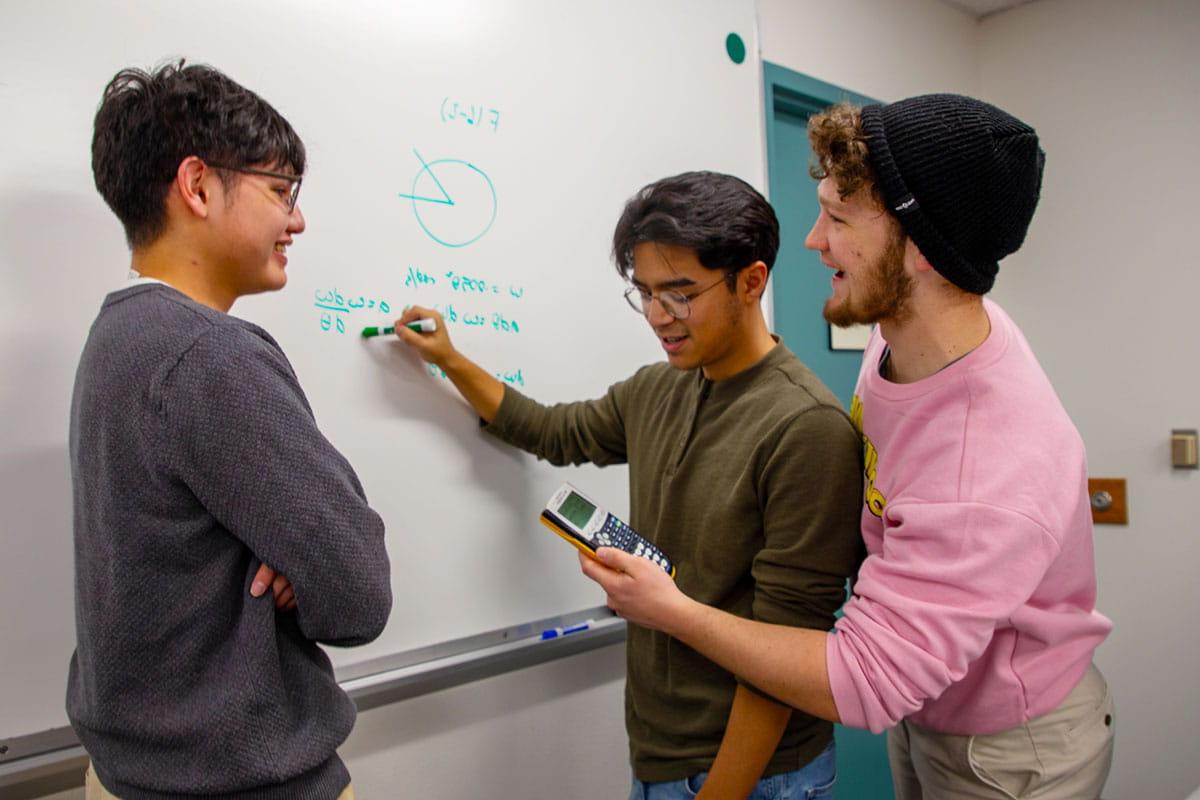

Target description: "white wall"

left=757, top=0, right=979, bottom=100
left=979, top=1, right=1200, bottom=798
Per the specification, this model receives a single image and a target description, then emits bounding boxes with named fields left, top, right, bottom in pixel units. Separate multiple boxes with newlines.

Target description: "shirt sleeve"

left=157, top=325, right=392, bottom=647
left=751, top=405, right=865, bottom=631
left=483, top=380, right=630, bottom=467
left=826, top=501, right=1060, bottom=732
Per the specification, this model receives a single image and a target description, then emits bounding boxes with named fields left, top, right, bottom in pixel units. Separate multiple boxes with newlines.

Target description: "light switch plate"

left=1171, top=429, right=1198, bottom=469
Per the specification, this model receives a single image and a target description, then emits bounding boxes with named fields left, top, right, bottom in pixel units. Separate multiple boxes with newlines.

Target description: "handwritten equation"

left=403, top=266, right=525, bottom=333
left=313, top=287, right=522, bottom=337
left=427, top=362, right=525, bottom=388
left=404, top=266, right=525, bottom=299
left=435, top=304, right=521, bottom=333
left=314, top=266, right=530, bottom=384
left=440, top=97, right=500, bottom=132
left=407, top=264, right=528, bottom=384
left=314, top=288, right=393, bottom=335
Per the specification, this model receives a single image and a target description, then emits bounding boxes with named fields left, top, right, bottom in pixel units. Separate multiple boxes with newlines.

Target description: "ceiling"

left=938, top=0, right=1040, bottom=19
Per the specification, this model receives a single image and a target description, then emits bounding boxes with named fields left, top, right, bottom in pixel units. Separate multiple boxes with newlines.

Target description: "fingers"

left=595, top=546, right=644, bottom=574
left=271, top=572, right=291, bottom=606
left=393, top=307, right=451, bottom=362
left=394, top=324, right=428, bottom=349
left=394, top=306, right=444, bottom=338
left=581, top=548, right=645, bottom=608
left=275, top=584, right=296, bottom=610
left=580, top=549, right=620, bottom=581
left=579, top=550, right=602, bottom=582
left=250, top=563, right=276, bottom=597
left=396, top=305, right=437, bottom=326
left=251, top=563, right=297, bottom=611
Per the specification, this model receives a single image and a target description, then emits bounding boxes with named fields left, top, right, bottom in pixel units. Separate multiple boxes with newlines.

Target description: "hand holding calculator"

left=540, top=483, right=675, bottom=578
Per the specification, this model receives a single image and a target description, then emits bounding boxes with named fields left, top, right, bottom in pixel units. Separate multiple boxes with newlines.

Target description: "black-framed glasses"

left=623, top=275, right=729, bottom=320
left=206, top=162, right=303, bottom=212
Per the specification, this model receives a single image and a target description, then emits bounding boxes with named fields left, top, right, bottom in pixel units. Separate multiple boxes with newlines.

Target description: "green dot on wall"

left=725, top=32, right=746, bottom=65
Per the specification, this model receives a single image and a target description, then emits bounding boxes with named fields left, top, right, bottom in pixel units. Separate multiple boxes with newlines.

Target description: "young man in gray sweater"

left=69, top=61, right=391, bottom=799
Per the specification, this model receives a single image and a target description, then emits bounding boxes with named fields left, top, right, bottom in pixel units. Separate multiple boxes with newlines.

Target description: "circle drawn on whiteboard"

left=398, top=149, right=497, bottom=248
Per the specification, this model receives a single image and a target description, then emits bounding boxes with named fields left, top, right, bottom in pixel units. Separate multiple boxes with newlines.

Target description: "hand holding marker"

left=361, top=318, right=437, bottom=338
left=366, top=305, right=459, bottom=368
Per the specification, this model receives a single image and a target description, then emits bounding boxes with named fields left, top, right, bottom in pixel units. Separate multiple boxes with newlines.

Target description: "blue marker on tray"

left=540, top=619, right=595, bottom=640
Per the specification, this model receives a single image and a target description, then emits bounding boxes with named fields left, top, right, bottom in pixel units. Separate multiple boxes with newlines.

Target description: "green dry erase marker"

left=361, top=319, right=437, bottom=338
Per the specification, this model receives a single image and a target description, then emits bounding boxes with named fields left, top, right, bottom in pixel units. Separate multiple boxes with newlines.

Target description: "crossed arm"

left=170, top=326, right=390, bottom=635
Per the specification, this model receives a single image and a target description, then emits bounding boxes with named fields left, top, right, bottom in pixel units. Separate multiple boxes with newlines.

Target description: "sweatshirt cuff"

left=826, top=627, right=871, bottom=731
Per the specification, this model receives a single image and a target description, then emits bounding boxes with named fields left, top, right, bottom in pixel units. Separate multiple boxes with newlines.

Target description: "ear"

left=174, top=156, right=212, bottom=219
left=740, top=260, right=770, bottom=301
left=906, top=238, right=937, bottom=276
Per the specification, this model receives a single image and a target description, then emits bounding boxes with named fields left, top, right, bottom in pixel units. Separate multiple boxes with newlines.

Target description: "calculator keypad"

left=593, top=515, right=672, bottom=574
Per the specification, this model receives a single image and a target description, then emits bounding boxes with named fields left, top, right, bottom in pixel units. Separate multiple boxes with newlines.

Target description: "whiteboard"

left=0, top=0, right=764, bottom=740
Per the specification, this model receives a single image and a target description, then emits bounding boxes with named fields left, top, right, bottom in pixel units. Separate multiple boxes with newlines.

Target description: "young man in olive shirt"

left=391, top=172, right=862, bottom=799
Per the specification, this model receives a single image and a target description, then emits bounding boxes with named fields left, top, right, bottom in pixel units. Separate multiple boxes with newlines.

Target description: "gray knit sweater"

left=67, top=283, right=391, bottom=799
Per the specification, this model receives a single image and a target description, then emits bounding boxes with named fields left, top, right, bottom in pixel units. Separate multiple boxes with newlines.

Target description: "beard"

left=824, top=229, right=914, bottom=328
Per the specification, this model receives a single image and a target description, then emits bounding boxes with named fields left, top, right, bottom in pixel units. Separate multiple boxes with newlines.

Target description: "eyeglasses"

left=206, top=162, right=303, bottom=212
left=623, top=275, right=729, bottom=320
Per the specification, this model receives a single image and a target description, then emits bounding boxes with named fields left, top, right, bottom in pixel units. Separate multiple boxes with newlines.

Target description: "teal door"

left=763, top=61, right=895, bottom=800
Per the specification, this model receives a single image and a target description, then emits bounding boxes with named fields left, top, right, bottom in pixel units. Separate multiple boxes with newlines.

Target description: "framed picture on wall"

left=829, top=323, right=872, bottom=351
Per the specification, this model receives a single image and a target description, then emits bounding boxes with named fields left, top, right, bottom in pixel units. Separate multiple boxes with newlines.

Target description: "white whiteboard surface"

left=0, top=0, right=764, bottom=740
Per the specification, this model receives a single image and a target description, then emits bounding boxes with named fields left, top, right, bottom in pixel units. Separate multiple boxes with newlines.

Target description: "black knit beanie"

left=861, top=94, right=1045, bottom=294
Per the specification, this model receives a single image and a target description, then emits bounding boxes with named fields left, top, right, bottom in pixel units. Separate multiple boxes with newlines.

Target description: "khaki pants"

left=888, top=663, right=1114, bottom=800
left=86, top=763, right=356, bottom=800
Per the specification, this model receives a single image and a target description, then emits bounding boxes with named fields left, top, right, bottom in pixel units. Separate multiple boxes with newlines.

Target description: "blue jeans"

left=630, top=741, right=836, bottom=800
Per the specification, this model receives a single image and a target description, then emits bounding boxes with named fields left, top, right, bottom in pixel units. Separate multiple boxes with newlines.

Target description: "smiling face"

left=206, top=162, right=306, bottom=302
left=630, top=241, right=756, bottom=379
left=806, top=177, right=913, bottom=328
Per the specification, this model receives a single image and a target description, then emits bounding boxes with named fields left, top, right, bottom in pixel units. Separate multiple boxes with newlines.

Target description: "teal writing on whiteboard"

left=440, top=97, right=501, bottom=132
left=314, top=288, right=393, bottom=336
left=426, top=363, right=525, bottom=389
left=404, top=266, right=438, bottom=288
left=403, top=266, right=526, bottom=299
left=398, top=148, right=498, bottom=248
left=437, top=304, right=521, bottom=333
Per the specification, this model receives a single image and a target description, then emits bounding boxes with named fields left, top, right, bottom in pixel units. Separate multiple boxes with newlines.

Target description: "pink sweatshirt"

left=826, top=300, right=1112, bottom=735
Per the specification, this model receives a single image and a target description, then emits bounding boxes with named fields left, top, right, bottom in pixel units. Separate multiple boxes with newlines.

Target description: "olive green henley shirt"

left=486, top=341, right=864, bottom=781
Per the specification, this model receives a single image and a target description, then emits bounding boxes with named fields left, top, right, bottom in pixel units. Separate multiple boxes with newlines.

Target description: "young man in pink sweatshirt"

left=581, top=94, right=1115, bottom=799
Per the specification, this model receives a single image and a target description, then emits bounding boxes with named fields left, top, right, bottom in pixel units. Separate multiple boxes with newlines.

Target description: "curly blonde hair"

left=807, top=102, right=885, bottom=208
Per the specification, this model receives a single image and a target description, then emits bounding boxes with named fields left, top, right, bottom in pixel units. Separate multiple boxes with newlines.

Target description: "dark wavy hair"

left=92, top=60, right=306, bottom=249
left=611, top=171, right=779, bottom=284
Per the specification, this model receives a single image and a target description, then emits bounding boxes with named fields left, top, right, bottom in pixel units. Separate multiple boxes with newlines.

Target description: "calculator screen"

left=559, top=491, right=597, bottom=529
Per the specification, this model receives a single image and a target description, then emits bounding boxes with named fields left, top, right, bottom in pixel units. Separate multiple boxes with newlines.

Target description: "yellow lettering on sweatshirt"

left=851, top=394, right=887, bottom=518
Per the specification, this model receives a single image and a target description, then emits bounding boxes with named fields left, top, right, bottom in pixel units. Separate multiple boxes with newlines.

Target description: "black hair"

left=611, top=171, right=779, bottom=283
left=91, top=59, right=306, bottom=249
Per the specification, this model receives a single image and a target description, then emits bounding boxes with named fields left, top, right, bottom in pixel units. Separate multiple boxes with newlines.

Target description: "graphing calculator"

left=540, top=483, right=675, bottom=578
